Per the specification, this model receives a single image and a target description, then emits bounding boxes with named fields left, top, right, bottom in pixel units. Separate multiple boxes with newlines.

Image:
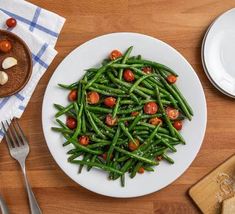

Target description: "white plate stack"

left=202, top=8, right=235, bottom=98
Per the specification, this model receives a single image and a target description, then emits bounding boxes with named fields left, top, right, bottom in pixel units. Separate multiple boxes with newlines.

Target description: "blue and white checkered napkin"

left=0, top=0, right=65, bottom=140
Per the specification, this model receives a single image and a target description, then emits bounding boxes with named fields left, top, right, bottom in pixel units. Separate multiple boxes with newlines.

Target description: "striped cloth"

left=0, top=0, right=65, bottom=140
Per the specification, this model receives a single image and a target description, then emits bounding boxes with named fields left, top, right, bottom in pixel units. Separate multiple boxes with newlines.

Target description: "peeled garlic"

left=2, top=57, right=18, bottom=70
left=0, top=71, right=8, bottom=85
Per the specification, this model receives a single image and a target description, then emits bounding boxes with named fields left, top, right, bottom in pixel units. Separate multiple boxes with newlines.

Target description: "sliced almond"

left=0, top=71, right=8, bottom=85
left=2, top=57, right=18, bottom=70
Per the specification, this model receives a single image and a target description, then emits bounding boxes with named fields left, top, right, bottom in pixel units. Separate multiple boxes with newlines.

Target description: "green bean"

left=138, top=122, right=169, bottom=134
left=173, top=127, right=186, bottom=144
left=81, top=113, right=87, bottom=133
left=107, top=72, right=149, bottom=99
left=54, top=104, right=76, bottom=117
left=119, top=122, right=136, bottom=144
left=85, top=57, right=122, bottom=89
left=159, top=75, right=192, bottom=120
left=87, top=142, right=110, bottom=149
left=58, top=82, right=78, bottom=90
left=56, top=119, right=69, bottom=130
left=87, top=155, right=97, bottom=171
left=68, top=152, right=83, bottom=162
left=114, top=146, right=158, bottom=165
left=171, top=84, right=193, bottom=116
left=128, top=114, right=142, bottom=131
left=90, top=112, right=115, bottom=134
left=55, top=103, right=74, bottom=118
left=86, top=106, right=112, bottom=114
left=111, top=64, right=144, bottom=69
left=107, top=126, right=120, bottom=162
left=155, top=86, right=175, bottom=136
left=79, top=154, right=92, bottom=173
left=119, top=46, right=133, bottom=80
left=158, top=133, right=179, bottom=142
left=129, top=74, right=155, bottom=94
left=127, top=59, right=178, bottom=76
left=130, top=162, right=142, bottom=178
left=92, top=83, right=125, bottom=94
left=162, top=153, right=174, bottom=164
left=51, top=127, right=73, bottom=134
left=118, top=106, right=143, bottom=114
left=161, top=139, right=177, bottom=152
left=72, top=103, right=83, bottom=138
left=70, top=159, right=123, bottom=175
left=90, top=135, right=111, bottom=144
left=146, top=123, right=160, bottom=143
left=66, top=137, right=103, bottom=155
left=112, top=97, right=120, bottom=118
left=85, top=108, right=106, bottom=139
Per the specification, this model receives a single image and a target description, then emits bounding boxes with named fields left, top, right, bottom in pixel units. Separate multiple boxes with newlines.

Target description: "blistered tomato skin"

left=128, top=139, right=140, bottom=151
left=6, top=18, right=17, bottom=28
left=105, top=114, right=117, bottom=126
left=144, top=102, right=158, bottom=115
left=87, top=91, right=100, bottom=104
left=123, top=69, right=135, bottom=82
left=173, top=120, right=183, bottom=130
left=66, top=117, right=77, bottom=129
left=104, top=97, right=116, bottom=108
left=0, top=40, right=12, bottom=53
left=68, top=90, right=77, bottom=102
left=166, top=107, right=179, bottom=120
left=109, top=50, right=122, bottom=60
left=78, top=135, right=89, bottom=146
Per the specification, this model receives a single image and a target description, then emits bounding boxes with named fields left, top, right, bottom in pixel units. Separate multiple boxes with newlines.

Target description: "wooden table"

left=1, top=0, right=235, bottom=213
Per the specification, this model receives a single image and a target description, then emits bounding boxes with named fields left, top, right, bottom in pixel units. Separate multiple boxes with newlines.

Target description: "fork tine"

left=11, top=119, right=23, bottom=146
left=13, top=118, right=27, bottom=145
left=6, top=120, right=18, bottom=148
left=1, top=121, right=14, bottom=149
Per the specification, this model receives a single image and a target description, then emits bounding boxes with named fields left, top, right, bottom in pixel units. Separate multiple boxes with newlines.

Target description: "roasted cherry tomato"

left=104, top=97, right=116, bottom=108
left=173, top=120, right=183, bottom=130
left=102, top=153, right=113, bottom=160
left=166, top=107, right=179, bottom=120
left=6, top=18, right=17, bottom=28
left=78, top=135, right=89, bottom=146
left=66, top=117, right=77, bottom=129
left=109, top=50, right=122, bottom=60
left=105, top=114, right=117, bottom=126
left=87, top=91, right=100, bottom=104
left=131, top=111, right=139, bottom=117
left=68, top=89, right=77, bottom=102
left=144, top=102, right=158, bottom=115
left=148, top=117, right=162, bottom=126
left=142, top=66, right=152, bottom=74
left=166, top=75, right=177, bottom=84
left=0, top=40, right=12, bottom=53
left=156, top=155, right=162, bottom=161
left=138, top=167, right=145, bottom=174
left=128, top=139, right=140, bottom=151
left=123, top=69, right=135, bottom=82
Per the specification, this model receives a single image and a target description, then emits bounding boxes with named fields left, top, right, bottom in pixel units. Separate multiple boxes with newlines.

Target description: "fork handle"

left=20, top=163, right=42, bottom=214
left=0, top=195, right=9, bottom=214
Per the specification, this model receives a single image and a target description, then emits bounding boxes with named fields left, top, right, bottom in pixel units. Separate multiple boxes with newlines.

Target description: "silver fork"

left=1, top=118, right=42, bottom=214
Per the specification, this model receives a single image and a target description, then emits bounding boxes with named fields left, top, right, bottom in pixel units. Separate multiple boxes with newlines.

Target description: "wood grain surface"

left=1, top=0, right=235, bottom=213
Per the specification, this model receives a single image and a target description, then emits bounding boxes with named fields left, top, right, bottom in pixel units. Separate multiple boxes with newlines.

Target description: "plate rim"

left=202, top=8, right=235, bottom=98
left=42, top=32, right=207, bottom=198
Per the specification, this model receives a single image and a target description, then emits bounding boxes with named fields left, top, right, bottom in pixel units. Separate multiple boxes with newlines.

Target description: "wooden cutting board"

left=189, top=154, right=235, bottom=214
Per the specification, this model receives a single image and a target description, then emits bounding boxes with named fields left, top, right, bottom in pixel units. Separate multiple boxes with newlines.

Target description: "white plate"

left=203, top=8, right=235, bottom=98
left=42, top=32, right=207, bottom=198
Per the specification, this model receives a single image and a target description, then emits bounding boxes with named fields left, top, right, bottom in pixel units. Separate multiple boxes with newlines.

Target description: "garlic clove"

left=0, top=71, right=9, bottom=85
left=2, top=57, right=18, bottom=70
